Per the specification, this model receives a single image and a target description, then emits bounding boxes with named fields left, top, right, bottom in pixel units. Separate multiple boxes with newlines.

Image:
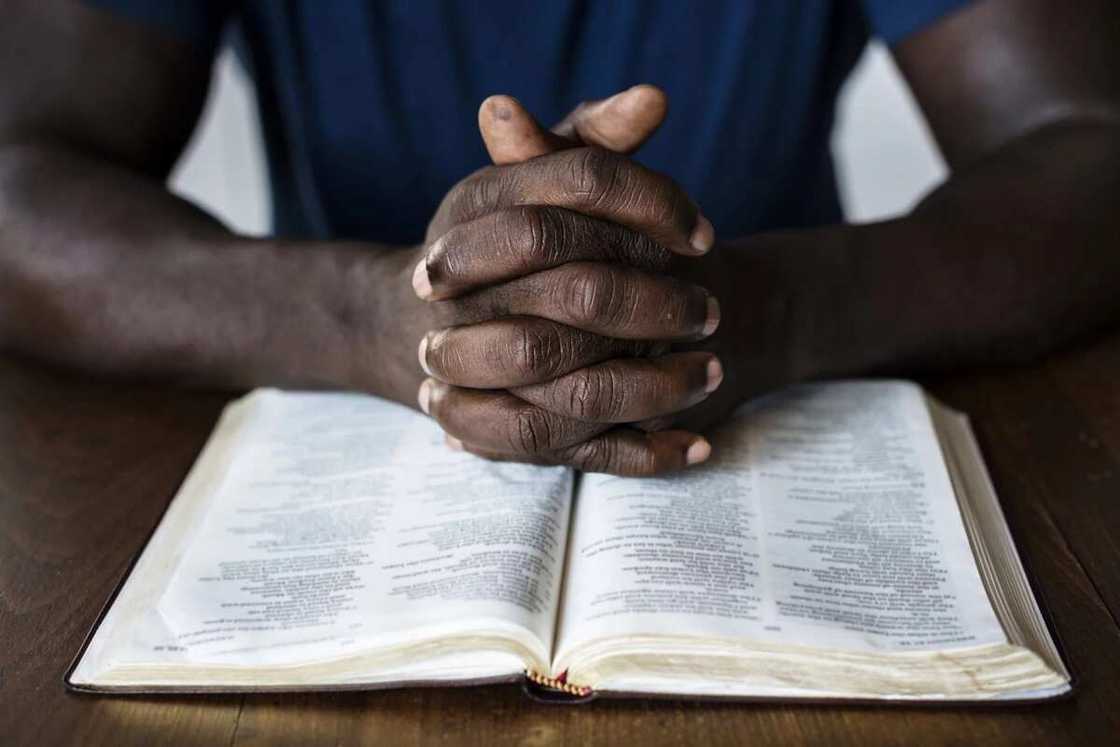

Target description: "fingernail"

left=686, top=438, right=712, bottom=465
left=689, top=213, right=715, bottom=254
left=417, top=378, right=433, bottom=414
left=417, top=334, right=432, bottom=375
left=702, top=295, right=721, bottom=337
left=705, top=356, right=724, bottom=393
left=446, top=435, right=464, bottom=451
left=412, top=258, right=432, bottom=299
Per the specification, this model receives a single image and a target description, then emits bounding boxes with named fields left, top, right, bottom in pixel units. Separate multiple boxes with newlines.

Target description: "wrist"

left=765, top=219, right=918, bottom=383
left=335, top=243, right=429, bottom=405
left=784, top=225, right=867, bottom=382
left=717, top=224, right=877, bottom=388
left=670, top=239, right=813, bottom=416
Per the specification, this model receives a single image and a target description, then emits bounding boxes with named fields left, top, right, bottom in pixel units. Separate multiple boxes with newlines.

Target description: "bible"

left=68, top=380, right=1071, bottom=702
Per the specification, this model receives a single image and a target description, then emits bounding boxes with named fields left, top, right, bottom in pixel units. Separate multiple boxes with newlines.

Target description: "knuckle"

left=506, top=323, right=564, bottom=381
left=628, top=446, right=659, bottom=475
left=453, top=168, right=507, bottom=222
left=561, top=267, right=627, bottom=329
left=568, top=147, right=626, bottom=210
left=510, top=406, right=555, bottom=455
left=567, top=367, right=622, bottom=421
left=506, top=206, right=567, bottom=271
left=473, top=172, right=508, bottom=214
left=568, top=437, right=614, bottom=474
left=568, top=435, right=656, bottom=475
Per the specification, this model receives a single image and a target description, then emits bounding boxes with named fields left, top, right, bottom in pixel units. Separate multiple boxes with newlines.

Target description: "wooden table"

left=3, top=339, right=1120, bottom=747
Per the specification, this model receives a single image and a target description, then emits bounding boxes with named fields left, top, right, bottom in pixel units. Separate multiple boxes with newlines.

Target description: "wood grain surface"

left=3, top=339, right=1119, bottom=746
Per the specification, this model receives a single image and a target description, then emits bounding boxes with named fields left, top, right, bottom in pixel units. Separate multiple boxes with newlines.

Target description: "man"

left=0, top=0, right=1117, bottom=475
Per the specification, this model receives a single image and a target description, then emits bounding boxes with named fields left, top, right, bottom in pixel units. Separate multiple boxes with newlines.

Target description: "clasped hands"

left=409, top=86, right=730, bottom=475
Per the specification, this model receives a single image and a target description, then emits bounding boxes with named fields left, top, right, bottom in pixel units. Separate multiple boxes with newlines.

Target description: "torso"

left=232, top=0, right=871, bottom=243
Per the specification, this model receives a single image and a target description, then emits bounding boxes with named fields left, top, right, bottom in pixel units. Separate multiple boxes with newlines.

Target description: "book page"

left=554, top=381, right=1008, bottom=669
left=80, top=390, right=572, bottom=676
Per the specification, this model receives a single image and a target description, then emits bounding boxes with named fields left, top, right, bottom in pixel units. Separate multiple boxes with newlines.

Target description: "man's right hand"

left=0, top=0, right=720, bottom=477
left=399, top=87, right=723, bottom=475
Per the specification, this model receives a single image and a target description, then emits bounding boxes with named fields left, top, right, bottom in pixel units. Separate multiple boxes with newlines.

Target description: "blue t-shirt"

left=89, top=1, right=970, bottom=244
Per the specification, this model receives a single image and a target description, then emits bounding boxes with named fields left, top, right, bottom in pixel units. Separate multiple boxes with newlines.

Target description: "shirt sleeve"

left=860, top=0, right=975, bottom=45
left=84, top=0, right=237, bottom=54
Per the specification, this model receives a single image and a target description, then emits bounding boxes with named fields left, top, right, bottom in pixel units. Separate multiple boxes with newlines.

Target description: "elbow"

left=0, top=142, right=88, bottom=359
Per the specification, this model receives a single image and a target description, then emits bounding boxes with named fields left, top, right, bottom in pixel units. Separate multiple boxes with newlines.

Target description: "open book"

left=69, top=381, right=1071, bottom=702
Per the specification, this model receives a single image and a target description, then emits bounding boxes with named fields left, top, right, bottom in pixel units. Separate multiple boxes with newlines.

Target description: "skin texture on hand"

left=410, top=87, right=726, bottom=475
left=1, top=0, right=1117, bottom=482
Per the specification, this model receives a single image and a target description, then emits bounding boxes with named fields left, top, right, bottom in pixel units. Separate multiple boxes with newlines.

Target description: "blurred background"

left=172, top=41, right=946, bottom=237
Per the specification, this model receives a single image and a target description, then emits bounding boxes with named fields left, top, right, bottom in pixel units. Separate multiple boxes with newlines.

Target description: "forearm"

left=768, top=120, right=1120, bottom=381
left=0, top=140, right=420, bottom=402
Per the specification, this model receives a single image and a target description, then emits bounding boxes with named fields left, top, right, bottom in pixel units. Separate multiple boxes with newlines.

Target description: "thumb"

left=479, top=84, right=668, bottom=165
left=554, top=84, right=668, bottom=153
left=478, top=95, right=570, bottom=165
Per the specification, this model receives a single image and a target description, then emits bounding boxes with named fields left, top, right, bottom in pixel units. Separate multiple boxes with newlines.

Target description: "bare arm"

left=0, top=5, right=721, bottom=474
left=0, top=1, right=422, bottom=401
left=813, top=0, right=1120, bottom=372
left=669, top=0, right=1120, bottom=427
left=417, top=0, right=1120, bottom=442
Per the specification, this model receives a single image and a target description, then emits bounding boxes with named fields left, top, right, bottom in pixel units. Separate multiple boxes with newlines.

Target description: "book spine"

left=523, top=670, right=594, bottom=703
